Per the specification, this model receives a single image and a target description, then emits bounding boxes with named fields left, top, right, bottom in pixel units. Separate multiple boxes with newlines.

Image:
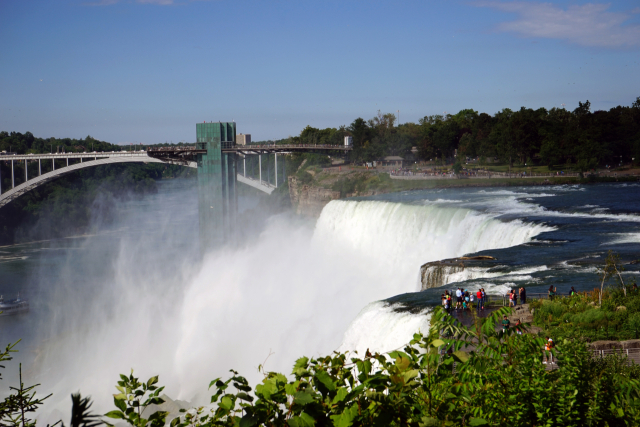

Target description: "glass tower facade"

left=196, top=122, right=237, bottom=251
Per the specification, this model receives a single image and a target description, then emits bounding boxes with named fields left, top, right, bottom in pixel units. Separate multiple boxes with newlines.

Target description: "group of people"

left=439, top=286, right=560, bottom=364
left=441, top=288, right=488, bottom=314
left=507, top=287, right=527, bottom=307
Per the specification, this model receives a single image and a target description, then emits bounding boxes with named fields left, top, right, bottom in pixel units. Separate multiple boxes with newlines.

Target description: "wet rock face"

left=288, top=176, right=340, bottom=217
left=420, top=262, right=465, bottom=290
left=419, top=256, right=496, bottom=290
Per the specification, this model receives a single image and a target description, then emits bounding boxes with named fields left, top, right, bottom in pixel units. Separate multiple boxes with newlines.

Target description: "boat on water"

left=0, top=294, right=29, bottom=316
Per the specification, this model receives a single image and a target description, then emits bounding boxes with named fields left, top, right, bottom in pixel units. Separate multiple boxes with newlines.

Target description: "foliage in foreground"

left=106, top=307, right=640, bottom=427
left=3, top=306, right=640, bottom=426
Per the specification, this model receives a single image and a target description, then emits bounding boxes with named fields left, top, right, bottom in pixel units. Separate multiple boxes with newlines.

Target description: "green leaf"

left=294, top=390, right=314, bottom=405
left=104, top=411, right=125, bottom=420
left=294, top=357, right=309, bottom=369
left=395, top=356, right=411, bottom=371
left=403, top=369, right=419, bottom=383
left=431, top=339, right=445, bottom=348
left=240, top=415, right=257, bottom=427
left=314, top=370, right=336, bottom=392
left=256, top=378, right=278, bottom=400
left=147, top=376, right=159, bottom=387
left=113, top=396, right=126, bottom=412
left=219, top=396, right=233, bottom=410
left=332, top=388, right=348, bottom=404
left=331, top=405, right=358, bottom=427
left=288, top=412, right=316, bottom=427
left=419, top=417, right=441, bottom=427
left=452, top=351, right=469, bottom=363
left=237, top=392, right=254, bottom=402
left=285, top=383, right=298, bottom=396
left=468, top=418, right=489, bottom=426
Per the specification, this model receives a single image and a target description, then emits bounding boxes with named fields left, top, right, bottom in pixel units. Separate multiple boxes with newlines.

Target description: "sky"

left=1, top=0, right=639, bottom=144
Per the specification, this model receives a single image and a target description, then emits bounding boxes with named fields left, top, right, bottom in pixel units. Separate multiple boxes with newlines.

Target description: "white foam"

left=337, top=302, right=431, bottom=355
left=607, top=233, right=640, bottom=245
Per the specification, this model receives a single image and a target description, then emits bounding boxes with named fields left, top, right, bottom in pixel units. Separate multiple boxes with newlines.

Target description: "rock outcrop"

left=419, top=256, right=496, bottom=290
left=288, top=176, right=341, bottom=217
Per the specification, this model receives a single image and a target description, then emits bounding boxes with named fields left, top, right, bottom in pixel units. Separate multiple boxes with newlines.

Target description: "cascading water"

left=7, top=192, right=552, bottom=422
left=313, top=200, right=552, bottom=355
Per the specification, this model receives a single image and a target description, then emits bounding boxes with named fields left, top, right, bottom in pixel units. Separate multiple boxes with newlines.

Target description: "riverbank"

left=287, top=166, right=640, bottom=217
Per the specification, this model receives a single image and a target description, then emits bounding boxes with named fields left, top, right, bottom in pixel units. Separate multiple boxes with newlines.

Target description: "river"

left=1, top=179, right=639, bottom=419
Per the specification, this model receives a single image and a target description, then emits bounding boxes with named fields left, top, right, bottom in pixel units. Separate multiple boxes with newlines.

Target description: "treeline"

left=0, top=131, right=124, bottom=154
left=0, top=132, right=192, bottom=245
left=279, top=98, right=640, bottom=170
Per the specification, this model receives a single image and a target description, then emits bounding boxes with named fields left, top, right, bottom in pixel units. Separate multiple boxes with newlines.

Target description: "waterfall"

left=315, top=200, right=553, bottom=355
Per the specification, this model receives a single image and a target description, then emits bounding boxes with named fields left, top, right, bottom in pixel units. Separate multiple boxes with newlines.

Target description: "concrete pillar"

left=259, top=154, right=262, bottom=183
left=39, top=159, right=41, bottom=176
left=11, top=160, right=14, bottom=189
left=25, top=159, right=27, bottom=182
left=0, top=161, right=2, bottom=194
left=275, top=153, right=278, bottom=187
left=53, top=157, right=55, bottom=171
left=243, top=158, right=246, bottom=177
left=66, top=158, right=69, bottom=167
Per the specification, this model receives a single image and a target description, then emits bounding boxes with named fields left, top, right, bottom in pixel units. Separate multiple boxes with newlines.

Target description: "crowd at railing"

left=233, top=144, right=351, bottom=150
left=388, top=169, right=583, bottom=179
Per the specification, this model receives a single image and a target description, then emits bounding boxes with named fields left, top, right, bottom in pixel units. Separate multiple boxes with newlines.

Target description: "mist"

left=2, top=181, right=550, bottom=423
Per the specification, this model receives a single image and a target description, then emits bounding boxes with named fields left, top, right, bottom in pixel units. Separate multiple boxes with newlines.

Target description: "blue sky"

left=1, top=0, right=639, bottom=143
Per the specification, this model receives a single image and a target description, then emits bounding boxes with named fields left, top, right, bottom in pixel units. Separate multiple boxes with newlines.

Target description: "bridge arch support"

left=0, top=155, right=193, bottom=209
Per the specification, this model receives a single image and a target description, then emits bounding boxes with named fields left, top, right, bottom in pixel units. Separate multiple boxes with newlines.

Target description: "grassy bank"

left=530, top=286, right=640, bottom=342
left=304, top=166, right=639, bottom=198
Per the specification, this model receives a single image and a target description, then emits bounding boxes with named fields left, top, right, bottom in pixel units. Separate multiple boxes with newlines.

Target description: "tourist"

left=456, top=288, right=463, bottom=310
left=548, top=285, right=557, bottom=301
left=481, top=288, right=486, bottom=310
left=515, top=319, right=523, bottom=335
left=519, top=287, right=526, bottom=304
left=476, top=289, right=483, bottom=311
left=544, top=337, right=555, bottom=364
left=509, top=290, right=515, bottom=307
left=570, top=286, right=577, bottom=297
left=502, top=315, right=511, bottom=333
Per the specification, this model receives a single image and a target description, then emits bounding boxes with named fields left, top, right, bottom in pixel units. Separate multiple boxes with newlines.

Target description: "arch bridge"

left=0, top=131, right=351, bottom=250
left=0, top=143, right=351, bottom=208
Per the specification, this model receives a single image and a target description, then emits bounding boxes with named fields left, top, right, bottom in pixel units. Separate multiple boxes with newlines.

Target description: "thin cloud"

left=477, top=1, right=640, bottom=47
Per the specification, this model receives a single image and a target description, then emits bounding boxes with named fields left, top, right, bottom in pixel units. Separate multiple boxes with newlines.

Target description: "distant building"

left=381, top=156, right=404, bottom=167
left=237, top=134, right=251, bottom=145
left=344, top=136, right=353, bottom=146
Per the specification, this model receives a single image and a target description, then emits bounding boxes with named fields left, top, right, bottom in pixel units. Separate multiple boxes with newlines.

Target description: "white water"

left=29, top=198, right=549, bottom=421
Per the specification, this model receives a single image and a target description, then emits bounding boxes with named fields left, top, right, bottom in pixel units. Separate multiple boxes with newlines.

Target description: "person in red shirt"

left=476, top=289, right=483, bottom=311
